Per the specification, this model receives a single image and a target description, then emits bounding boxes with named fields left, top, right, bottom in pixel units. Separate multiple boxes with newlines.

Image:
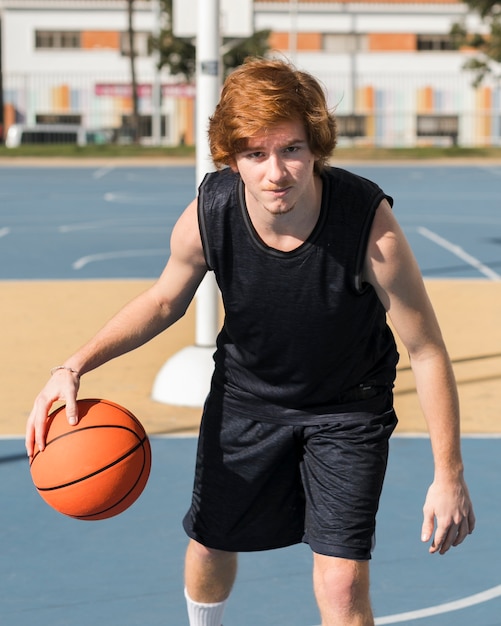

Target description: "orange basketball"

left=30, top=398, right=151, bottom=520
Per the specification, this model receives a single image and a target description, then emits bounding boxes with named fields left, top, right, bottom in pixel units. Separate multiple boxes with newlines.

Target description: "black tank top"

left=198, top=167, right=399, bottom=424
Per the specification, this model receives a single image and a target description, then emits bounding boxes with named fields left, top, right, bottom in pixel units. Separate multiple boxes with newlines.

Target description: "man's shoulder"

left=325, top=165, right=385, bottom=199
left=326, top=165, right=374, bottom=185
left=201, top=168, right=240, bottom=190
left=198, top=169, right=242, bottom=236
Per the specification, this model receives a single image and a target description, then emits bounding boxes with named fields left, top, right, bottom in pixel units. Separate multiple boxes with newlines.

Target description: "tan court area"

left=2, top=278, right=500, bottom=437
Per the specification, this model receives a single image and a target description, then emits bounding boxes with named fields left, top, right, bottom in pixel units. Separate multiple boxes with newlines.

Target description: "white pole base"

left=151, top=345, right=215, bottom=407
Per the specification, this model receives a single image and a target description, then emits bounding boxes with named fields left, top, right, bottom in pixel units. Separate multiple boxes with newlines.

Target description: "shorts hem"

left=183, top=517, right=302, bottom=553
left=304, top=537, right=372, bottom=561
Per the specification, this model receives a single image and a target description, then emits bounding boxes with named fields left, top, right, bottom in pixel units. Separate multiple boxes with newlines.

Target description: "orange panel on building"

left=476, top=86, right=492, bottom=141
left=52, top=85, right=70, bottom=110
left=347, top=0, right=459, bottom=3
left=269, top=32, right=321, bottom=51
left=82, top=31, right=120, bottom=50
left=179, top=97, right=195, bottom=145
left=3, top=103, right=17, bottom=136
left=120, top=96, right=132, bottom=113
left=269, top=32, right=289, bottom=51
left=357, top=85, right=375, bottom=111
left=369, top=33, right=416, bottom=51
left=297, top=32, right=322, bottom=51
left=255, top=0, right=460, bottom=4
left=477, top=85, right=492, bottom=109
left=417, top=86, right=434, bottom=112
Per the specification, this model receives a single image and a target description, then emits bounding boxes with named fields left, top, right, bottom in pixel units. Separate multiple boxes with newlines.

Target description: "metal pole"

left=351, top=13, right=358, bottom=117
left=151, top=0, right=221, bottom=406
left=289, top=0, right=298, bottom=64
left=195, top=0, right=220, bottom=347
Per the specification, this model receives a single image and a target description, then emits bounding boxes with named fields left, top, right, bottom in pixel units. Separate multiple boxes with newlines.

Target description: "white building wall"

left=3, top=2, right=155, bottom=75
left=0, top=0, right=188, bottom=143
left=255, top=3, right=470, bottom=34
left=0, top=0, right=499, bottom=146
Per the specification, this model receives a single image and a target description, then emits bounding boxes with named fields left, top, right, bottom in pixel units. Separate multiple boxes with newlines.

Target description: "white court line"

left=0, top=227, right=10, bottom=238
left=72, top=249, right=166, bottom=270
left=309, top=583, right=501, bottom=626
left=59, top=218, right=154, bottom=233
left=477, top=164, right=501, bottom=177
left=372, top=584, right=501, bottom=624
left=104, top=191, right=164, bottom=205
left=417, top=226, right=501, bottom=280
left=92, top=166, right=115, bottom=179
left=406, top=214, right=501, bottom=226
left=59, top=219, right=117, bottom=233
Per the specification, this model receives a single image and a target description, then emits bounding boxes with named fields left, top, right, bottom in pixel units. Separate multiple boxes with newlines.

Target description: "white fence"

left=4, top=70, right=501, bottom=147
left=3, top=72, right=195, bottom=146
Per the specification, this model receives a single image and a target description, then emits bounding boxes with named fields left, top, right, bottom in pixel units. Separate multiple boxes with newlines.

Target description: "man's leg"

left=184, top=538, right=237, bottom=626
left=313, top=553, right=374, bottom=626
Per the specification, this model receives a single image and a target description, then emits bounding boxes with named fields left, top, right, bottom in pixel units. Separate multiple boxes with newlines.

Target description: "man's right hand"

left=25, top=367, right=80, bottom=458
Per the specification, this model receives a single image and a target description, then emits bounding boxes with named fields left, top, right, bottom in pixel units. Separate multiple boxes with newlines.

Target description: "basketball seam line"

left=76, top=444, right=150, bottom=519
left=42, top=423, right=141, bottom=447
left=30, top=424, right=142, bottom=467
left=35, top=436, right=149, bottom=492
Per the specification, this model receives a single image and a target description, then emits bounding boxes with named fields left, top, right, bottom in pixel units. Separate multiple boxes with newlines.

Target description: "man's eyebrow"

left=244, top=137, right=307, bottom=150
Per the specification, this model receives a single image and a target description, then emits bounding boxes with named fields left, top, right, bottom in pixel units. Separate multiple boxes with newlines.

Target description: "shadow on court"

left=2, top=435, right=500, bottom=626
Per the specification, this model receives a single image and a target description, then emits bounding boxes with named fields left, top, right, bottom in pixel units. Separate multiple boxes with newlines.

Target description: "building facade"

left=0, top=0, right=497, bottom=147
left=1, top=0, right=195, bottom=145
left=256, top=0, right=496, bottom=147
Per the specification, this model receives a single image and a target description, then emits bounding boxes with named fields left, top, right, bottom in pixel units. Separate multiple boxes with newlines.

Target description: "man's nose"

left=267, top=154, right=287, bottom=183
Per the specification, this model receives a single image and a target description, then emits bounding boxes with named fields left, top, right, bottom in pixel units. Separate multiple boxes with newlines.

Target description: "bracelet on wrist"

left=50, top=365, right=80, bottom=380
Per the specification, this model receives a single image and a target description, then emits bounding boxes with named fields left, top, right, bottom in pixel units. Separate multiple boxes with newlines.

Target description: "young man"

left=27, top=58, right=475, bottom=626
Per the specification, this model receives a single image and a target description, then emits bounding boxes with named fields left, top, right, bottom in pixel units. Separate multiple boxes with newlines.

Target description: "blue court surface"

left=0, top=162, right=500, bottom=280
left=1, top=435, right=500, bottom=626
left=1, top=162, right=501, bottom=625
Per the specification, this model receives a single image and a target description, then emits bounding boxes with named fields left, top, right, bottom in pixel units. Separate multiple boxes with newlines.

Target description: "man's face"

left=232, top=119, right=317, bottom=218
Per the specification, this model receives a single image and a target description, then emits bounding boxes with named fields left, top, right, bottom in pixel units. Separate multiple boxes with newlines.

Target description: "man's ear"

left=228, top=159, right=239, bottom=173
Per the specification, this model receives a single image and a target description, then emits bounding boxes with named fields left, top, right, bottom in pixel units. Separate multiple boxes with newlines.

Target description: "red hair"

left=208, top=57, right=337, bottom=174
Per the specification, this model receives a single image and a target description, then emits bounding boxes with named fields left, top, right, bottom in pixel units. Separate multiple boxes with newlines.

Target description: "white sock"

left=184, top=587, right=228, bottom=626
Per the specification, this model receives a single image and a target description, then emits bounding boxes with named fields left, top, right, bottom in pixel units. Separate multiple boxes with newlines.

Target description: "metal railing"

left=3, top=70, right=501, bottom=147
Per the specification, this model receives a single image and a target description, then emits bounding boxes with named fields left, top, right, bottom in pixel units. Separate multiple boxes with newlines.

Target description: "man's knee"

left=186, top=539, right=237, bottom=567
left=185, top=540, right=238, bottom=603
left=313, top=553, right=372, bottom=619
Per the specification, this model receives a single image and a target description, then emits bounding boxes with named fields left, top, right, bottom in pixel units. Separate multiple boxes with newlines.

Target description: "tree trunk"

left=127, top=0, right=140, bottom=143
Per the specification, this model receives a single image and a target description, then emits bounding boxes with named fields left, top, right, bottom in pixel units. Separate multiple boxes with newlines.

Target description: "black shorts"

left=183, top=393, right=397, bottom=561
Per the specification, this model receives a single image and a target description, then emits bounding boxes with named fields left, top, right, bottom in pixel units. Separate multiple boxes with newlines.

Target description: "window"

left=21, top=129, right=79, bottom=145
left=120, top=31, right=151, bottom=57
left=416, top=115, right=459, bottom=145
left=336, top=115, right=367, bottom=138
left=36, top=114, right=82, bottom=125
left=323, top=33, right=368, bottom=54
left=121, top=114, right=167, bottom=139
left=417, top=34, right=455, bottom=51
left=35, top=30, right=81, bottom=49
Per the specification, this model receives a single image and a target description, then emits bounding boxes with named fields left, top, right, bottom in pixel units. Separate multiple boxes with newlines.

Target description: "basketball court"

left=1, top=161, right=500, bottom=625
